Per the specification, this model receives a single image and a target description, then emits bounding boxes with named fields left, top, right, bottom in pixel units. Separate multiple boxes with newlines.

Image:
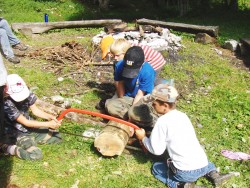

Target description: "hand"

left=135, top=128, right=146, bottom=141
left=48, top=114, right=57, bottom=121
left=48, top=119, right=61, bottom=130
left=129, top=127, right=135, bottom=137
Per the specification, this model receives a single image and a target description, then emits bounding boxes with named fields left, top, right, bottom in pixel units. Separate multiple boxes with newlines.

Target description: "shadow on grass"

left=0, top=155, right=13, bottom=187
left=64, top=1, right=250, bottom=43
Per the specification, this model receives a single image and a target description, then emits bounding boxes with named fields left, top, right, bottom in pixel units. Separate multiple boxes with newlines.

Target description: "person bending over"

left=135, top=84, right=234, bottom=188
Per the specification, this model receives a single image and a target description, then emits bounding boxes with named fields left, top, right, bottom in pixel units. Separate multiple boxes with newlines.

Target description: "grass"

left=0, top=0, right=250, bottom=188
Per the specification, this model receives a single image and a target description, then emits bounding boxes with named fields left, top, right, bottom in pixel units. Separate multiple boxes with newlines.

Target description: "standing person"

left=105, top=46, right=156, bottom=121
left=3, top=74, right=62, bottom=160
left=135, top=84, right=234, bottom=188
left=0, top=18, right=28, bottom=64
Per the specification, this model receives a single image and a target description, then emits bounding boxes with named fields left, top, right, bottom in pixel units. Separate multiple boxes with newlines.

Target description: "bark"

left=137, top=18, right=219, bottom=37
left=35, top=99, right=106, bottom=126
left=11, top=19, right=123, bottom=34
left=94, top=120, right=130, bottom=156
left=98, top=0, right=110, bottom=10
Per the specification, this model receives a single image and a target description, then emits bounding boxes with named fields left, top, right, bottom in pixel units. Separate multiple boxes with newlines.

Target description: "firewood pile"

left=27, top=41, right=115, bottom=98
left=27, top=41, right=99, bottom=67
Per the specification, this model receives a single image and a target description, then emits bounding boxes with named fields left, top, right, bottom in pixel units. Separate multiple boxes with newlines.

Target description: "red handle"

left=57, top=108, right=140, bottom=130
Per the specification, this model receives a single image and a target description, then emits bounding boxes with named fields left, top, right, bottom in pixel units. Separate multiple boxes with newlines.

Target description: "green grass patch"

left=0, top=0, right=249, bottom=187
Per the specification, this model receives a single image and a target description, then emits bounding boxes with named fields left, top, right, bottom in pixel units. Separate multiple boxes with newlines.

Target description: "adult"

left=0, top=18, right=28, bottom=64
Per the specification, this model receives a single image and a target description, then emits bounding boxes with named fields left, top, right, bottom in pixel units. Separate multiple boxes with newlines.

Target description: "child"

left=135, top=84, right=233, bottom=188
left=3, top=74, right=62, bottom=160
left=0, top=56, right=25, bottom=158
left=97, top=36, right=167, bottom=106
left=105, top=46, right=155, bottom=121
left=100, top=36, right=166, bottom=96
left=101, top=36, right=166, bottom=74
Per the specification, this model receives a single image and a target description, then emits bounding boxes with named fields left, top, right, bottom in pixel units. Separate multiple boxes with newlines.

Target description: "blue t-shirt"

left=114, top=60, right=155, bottom=97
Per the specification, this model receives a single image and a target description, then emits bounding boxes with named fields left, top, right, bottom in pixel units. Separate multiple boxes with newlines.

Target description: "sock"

left=7, top=145, right=17, bottom=155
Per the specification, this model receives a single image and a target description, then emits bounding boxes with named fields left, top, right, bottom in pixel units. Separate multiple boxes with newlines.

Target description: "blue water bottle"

left=44, top=13, right=48, bottom=23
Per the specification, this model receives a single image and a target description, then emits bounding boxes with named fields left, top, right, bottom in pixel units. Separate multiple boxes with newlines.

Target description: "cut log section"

left=136, top=18, right=219, bottom=37
left=94, top=120, right=130, bottom=156
left=12, top=19, right=123, bottom=34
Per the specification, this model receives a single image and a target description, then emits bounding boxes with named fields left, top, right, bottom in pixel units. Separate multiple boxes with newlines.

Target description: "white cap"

left=6, top=74, right=30, bottom=102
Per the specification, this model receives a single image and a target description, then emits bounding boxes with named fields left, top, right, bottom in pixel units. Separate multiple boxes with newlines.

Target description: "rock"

left=51, top=95, right=64, bottom=103
left=194, top=33, right=216, bottom=44
left=92, top=28, right=183, bottom=53
left=223, top=39, right=239, bottom=51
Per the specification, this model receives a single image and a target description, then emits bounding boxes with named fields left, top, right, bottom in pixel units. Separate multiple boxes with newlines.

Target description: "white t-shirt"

left=143, top=109, right=208, bottom=170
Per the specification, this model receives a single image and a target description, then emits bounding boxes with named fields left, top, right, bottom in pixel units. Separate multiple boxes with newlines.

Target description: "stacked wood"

left=28, top=41, right=96, bottom=66
left=136, top=18, right=219, bottom=37
left=94, top=120, right=130, bottom=156
left=12, top=19, right=123, bottom=34
left=139, top=25, right=163, bottom=36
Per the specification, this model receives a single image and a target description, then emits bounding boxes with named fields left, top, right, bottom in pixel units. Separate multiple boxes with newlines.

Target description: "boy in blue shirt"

left=105, top=46, right=155, bottom=122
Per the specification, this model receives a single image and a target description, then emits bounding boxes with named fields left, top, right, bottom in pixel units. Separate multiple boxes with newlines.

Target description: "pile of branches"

left=28, top=41, right=99, bottom=67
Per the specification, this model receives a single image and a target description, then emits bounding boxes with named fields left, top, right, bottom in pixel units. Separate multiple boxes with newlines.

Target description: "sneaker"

left=13, top=49, right=26, bottom=57
left=206, top=171, right=234, bottom=187
left=12, top=43, right=28, bottom=51
left=0, top=143, right=9, bottom=155
left=7, top=56, right=20, bottom=64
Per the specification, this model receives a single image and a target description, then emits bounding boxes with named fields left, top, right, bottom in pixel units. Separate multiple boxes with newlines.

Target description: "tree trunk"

left=229, top=0, right=238, bottom=10
left=94, top=120, right=130, bottom=156
left=98, top=0, right=110, bottom=10
left=178, top=0, right=189, bottom=16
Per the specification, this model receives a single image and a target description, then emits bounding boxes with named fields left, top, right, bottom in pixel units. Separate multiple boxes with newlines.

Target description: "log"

left=104, top=22, right=138, bottom=33
left=35, top=99, right=106, bottom=126
left=240, top=38, right=250, bottom=49
left=12, top=19, right=123, bottom=34
left=239, top=38, right=250, bottom=56
left=94, top=120, right=130, bottom=156
left=136, top=18, right=219, bottom=37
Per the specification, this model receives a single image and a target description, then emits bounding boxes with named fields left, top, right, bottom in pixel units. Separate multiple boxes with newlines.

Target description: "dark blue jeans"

left=151, top=160, right=216, bottom=188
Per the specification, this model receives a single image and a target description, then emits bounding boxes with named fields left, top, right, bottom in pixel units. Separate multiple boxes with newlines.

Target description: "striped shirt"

left=132, top=43, right=166, bottom=70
